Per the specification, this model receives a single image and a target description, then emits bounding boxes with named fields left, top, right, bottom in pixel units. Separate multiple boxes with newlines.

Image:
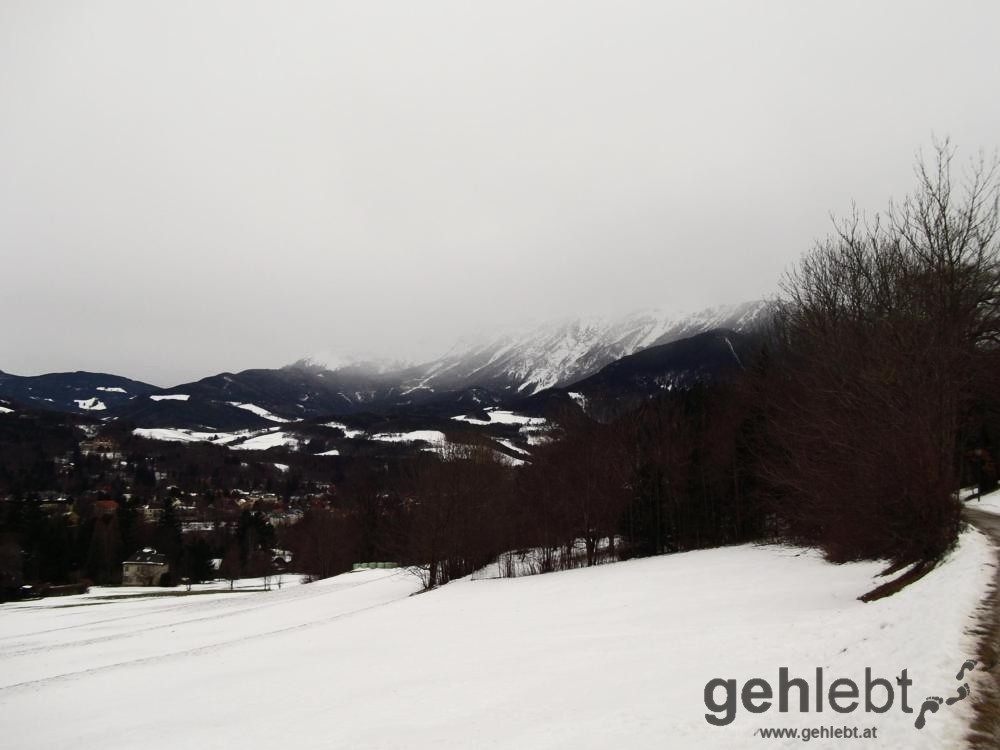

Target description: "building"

left=80, top=436, right=121, bottom=458
left=92, top=500, right=119, bottom=517
left=122, top=548, right=170, bottom=587
left=141, top=505, right=164, bottom=523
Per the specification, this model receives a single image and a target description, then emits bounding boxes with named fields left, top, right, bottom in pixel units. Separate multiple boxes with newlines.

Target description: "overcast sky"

left=2, top=1, right=999, bottom=386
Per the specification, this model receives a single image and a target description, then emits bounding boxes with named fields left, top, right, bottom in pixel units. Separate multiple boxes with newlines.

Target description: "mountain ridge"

left=293, top=300, right=770, bottom=399
left=0, top=301, right=771, bottom=429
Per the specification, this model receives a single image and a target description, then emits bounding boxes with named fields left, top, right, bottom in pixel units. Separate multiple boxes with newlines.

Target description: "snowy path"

left=961, top=506, right=1000, bottom=749
left=0, top=538, right=992, bottom=749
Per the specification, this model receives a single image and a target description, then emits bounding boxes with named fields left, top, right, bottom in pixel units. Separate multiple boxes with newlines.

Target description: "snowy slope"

left=0, top=528, right=990, bottom=749
left=299, top=300, right=770, bottom=398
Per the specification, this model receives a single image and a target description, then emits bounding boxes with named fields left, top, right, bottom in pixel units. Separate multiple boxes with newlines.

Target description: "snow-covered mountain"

left=0, top=301, right=770, bottom=431
left=0, top=370, right=158, bottom=415
left=296, top=300, right=770, bottom=399
left=295, top=354, right=413, bottom=376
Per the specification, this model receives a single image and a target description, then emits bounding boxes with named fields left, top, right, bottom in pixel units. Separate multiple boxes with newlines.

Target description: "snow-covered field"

left=228, top=402, right=294, bottom=423
left=74, top=397, right=106, bottom=411
left=132, top=426, right=300, bottom=451
left=323, top=420, right=365, bottom=438
left=452, top=408, right=546, bottom=426
left=0, top=532, right=992, bottom=749
left=228, top=430, right=301, bottom=451
left=133, top=427, right=251, bottom=444
left=370, top=429, right=447, bottom=445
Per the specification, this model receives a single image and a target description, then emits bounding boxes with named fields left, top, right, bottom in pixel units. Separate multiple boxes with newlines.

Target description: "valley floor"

left=0, top=530, right=993, bottom=749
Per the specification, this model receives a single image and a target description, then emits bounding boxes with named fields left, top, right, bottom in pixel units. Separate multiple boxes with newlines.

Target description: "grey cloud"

left=1, top=0, right=998, bottom=384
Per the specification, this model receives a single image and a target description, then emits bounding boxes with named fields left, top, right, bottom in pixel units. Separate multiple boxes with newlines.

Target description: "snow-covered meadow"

left=0, top=531, right=992, bottom=749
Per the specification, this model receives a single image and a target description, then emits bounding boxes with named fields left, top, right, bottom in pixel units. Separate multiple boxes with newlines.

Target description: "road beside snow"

left=0, top=532, right=992, bottom=749
left=966, top=486, right=1000, bottom=516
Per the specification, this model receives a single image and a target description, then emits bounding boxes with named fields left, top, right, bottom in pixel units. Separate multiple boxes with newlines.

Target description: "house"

left=80, top=436, right=121, bottom=458
left=141, top=505, right=164, bottom=523
left=92, top=500, right=119, bottom=517
left=122, top=548, right=170, bottom=586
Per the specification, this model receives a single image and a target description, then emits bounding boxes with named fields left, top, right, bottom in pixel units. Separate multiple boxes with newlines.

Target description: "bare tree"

left=403, top=445, right=512, bottom=588
left=766, top=141, right=1000, bottom=563
left=219, top=545, right=241, bottom=591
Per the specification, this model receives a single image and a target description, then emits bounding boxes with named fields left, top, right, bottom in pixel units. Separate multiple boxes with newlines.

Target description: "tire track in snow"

left=0, top=574, right=417, bottom=696
left=0, top=574, right=399, bottom=650
left=0, top=577, right=384, bottom=657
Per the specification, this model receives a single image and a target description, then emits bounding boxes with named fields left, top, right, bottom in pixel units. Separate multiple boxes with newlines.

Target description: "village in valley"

left=0, top=428, right=335, bottom=597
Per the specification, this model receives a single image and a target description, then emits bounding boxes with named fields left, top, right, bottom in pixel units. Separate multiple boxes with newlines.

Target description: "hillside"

left=0, top=370, right=158, bottom=415
left=521, top=328, right=760, bottom=420
left=0, top=530, right=989, bottom=749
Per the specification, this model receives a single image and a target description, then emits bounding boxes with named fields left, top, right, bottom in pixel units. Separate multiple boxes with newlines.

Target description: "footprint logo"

left=915, top=697, right=943, bottom=730
left=946, top=683, right=971, bottom=706
left=957, top=660, right=977, bottom=681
